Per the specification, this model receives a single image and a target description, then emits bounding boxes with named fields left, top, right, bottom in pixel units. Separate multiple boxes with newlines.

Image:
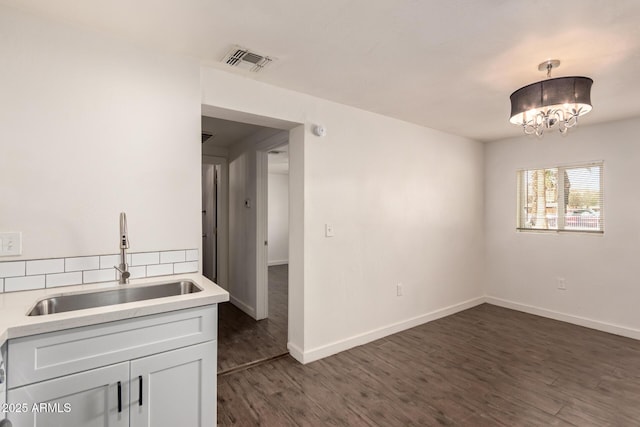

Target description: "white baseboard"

left=485, top=296, right=640, bottom=341
left=287, top=342, right=304, bottom=364
left=268, top=260, right=288, bottom=266
left=229, top=295, right=256, bottom=319
left=298, top=296, right=486, bottom=364
left=286, top=296, right=640, bottom=366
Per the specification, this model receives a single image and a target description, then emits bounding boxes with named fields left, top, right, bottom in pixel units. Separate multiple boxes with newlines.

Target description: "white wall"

left=202, top=67, right=486, bottom=361
left=485, top=117, right=640, bottom=337
left=1, top=4, right=488, bottom=364
left=227, top=140, right=257, bottom=315
left=0, top=6, right=201, bottom=262
left=268, top=172, right=289, bottom=265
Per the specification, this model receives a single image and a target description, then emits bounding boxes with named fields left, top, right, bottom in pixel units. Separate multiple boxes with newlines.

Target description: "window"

left=517, top=162, right=603, bottom=233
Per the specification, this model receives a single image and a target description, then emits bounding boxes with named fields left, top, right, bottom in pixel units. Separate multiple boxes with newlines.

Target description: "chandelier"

left=509, top=60, right=593, bottom=137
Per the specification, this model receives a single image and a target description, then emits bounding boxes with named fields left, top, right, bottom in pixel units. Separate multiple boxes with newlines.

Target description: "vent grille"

left=223, top=46, right=273, bottom=73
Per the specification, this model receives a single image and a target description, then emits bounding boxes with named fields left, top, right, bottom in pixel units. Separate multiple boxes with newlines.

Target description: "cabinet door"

left=130, top=341, right=216, bottom=427
left=6, top=362, right=129, bottom=427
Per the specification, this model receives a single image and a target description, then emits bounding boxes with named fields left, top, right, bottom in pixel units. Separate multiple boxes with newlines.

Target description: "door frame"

left=200, top=103, right=306, bottom=364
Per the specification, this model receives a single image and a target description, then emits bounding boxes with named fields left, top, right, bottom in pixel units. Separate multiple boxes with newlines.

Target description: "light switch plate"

left=325, top=224, right=335, bottom=237
left=0, top=232, right=22, bottom=256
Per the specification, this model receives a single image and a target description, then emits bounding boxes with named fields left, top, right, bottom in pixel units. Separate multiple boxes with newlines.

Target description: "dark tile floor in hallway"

left=217, top=264, right=288, bottom=373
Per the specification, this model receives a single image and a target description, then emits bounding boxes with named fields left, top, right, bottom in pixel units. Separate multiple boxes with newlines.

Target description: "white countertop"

left=0, top=274, right=229, bottom=346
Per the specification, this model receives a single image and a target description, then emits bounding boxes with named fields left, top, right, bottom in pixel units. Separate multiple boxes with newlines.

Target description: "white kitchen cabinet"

left=130, top=342, right=216, bottom=426
left=7, top=362, right=129, bottom=427
left=3, top=305, right=218, bottom=427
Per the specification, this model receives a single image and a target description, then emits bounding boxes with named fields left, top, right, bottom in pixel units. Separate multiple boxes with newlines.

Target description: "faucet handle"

left=114, top=265, right=131, bottom=282
left=114, top=265, right=130, bottom=276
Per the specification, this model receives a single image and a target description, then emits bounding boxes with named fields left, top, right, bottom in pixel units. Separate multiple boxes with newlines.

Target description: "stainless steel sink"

left=27, top=280, right=202, bottom=316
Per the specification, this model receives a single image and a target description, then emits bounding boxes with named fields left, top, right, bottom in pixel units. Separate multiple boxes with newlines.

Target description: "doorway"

left=201, top=115, right=292, bottom=373
left=264, top=145, right=290, bottom=363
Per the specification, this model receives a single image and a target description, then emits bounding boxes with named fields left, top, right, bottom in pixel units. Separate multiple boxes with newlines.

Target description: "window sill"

left=516, top=228, right=604, bottom=235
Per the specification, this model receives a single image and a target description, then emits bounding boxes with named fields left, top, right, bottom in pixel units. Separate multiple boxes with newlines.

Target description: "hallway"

left=217, top=265, right=288, bottom=373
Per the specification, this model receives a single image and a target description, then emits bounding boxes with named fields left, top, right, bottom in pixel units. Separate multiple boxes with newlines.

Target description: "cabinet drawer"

left=8, top=305, right=217, bottom=389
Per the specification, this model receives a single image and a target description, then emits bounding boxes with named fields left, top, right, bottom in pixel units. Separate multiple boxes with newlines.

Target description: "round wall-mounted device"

left=312, top=125, right=327, bottom=137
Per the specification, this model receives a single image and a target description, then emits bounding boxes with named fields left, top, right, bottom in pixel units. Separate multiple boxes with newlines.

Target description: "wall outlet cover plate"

left=0, top=232, right=22, bottom=256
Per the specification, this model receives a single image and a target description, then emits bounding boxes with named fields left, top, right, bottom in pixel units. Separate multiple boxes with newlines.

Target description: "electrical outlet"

left=0, top=232, right=22, bottom=256
left=557, top=277, right=567, bottom=290
left=396, top=283, right=403, bottom=296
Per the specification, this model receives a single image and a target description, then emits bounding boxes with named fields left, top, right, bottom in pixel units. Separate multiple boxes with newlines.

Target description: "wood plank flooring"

left=217, top=264, right=288, bottom=373
left=218, top=303, right=640, bottom=426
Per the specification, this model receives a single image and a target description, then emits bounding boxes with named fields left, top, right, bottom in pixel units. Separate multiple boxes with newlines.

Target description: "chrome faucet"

left=114, top=212, right=131, bottom=284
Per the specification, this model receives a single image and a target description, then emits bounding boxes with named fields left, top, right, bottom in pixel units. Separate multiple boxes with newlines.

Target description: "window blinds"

left=517, top=162, right=603, bottom=232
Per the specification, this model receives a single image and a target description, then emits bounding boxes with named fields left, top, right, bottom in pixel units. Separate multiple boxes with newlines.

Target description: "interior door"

left=202, top=164, right=217, bottom=282
left=212, top=165, right=218, bottom=281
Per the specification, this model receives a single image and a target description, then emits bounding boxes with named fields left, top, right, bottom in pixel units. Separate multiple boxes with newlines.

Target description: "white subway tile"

left=173, top=261, right=198, bottom=274
left=99, top=254, right=120, bottom=269
left=5, top=275, right=45, bottom=292
left=65, top=256, right=99, bottom=272
left=146, top=264, right=173, bottom=277
left=26, top=259, right=64, bottom=275
left=185, top=249, right=198, bottom=262
left=83, top=269, right=116, bottom=284
left=128, top=266, right=146, bottom=279
left=101, top=254, right=132, bottom=267
left=0, top=261, right=25, bottom=278
left=46, top=272, right=83, bottom=288
left=131, top=252, right=159, bottom=266
left=160, top=250, right=185, bottom=264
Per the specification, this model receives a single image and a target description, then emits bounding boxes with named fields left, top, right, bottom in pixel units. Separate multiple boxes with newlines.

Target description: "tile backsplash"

left=0, top=249, right=199, bottom=293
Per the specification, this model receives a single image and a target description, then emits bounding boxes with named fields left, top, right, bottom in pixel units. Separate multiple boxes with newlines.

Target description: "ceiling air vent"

left=223, top=46, right=273, bottom=73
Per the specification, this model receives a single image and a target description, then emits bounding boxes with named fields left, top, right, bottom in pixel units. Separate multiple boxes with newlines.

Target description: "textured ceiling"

left=4, top=0, right=640, bottom=141
left=201, top=116, right=267, bottom=148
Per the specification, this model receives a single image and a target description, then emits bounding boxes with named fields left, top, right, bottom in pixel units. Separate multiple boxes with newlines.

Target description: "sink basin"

left=27, top=280, right=202, bottom=316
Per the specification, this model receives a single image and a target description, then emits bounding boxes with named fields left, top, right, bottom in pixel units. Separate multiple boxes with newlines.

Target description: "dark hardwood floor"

left=217, top=264, right=288, bottom=373
left=218, top=303, right=640, bottom=426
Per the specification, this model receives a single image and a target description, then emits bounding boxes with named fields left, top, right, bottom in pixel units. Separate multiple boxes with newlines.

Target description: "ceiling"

left=201, top=116, right=267, bottom=148
left=5, top=0, right=640, bottom=141
left=202, top=116, right=289, bottom=174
